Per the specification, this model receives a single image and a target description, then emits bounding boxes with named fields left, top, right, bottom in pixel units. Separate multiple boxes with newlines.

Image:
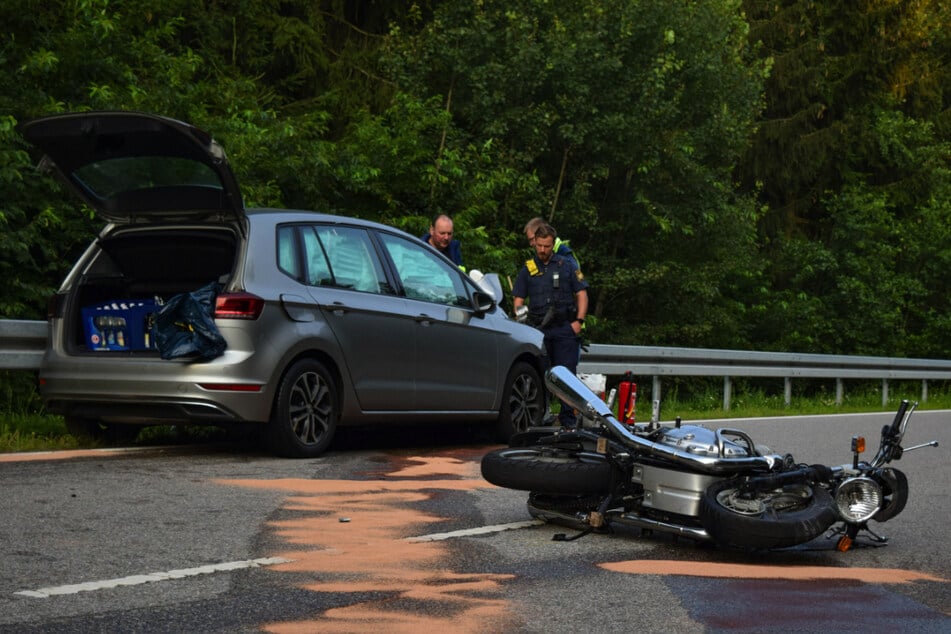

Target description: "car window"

left=276, top=225, right=302, bottom=279
left=377, top=233, right=470, bottom=307
left=73, top=156, right=221, bottom=200
left=307, top=226, right=388, bottom=294
left=298, top=226, right=331, bottom=285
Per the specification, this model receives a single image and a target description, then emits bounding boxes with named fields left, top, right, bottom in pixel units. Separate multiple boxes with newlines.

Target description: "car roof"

left=246, top=208, right=416, bottom=235
left=20, top=111, right=244, bottom=225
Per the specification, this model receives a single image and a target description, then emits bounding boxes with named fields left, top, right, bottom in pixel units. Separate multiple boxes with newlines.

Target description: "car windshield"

left=73, top=156, right=222, bottom=200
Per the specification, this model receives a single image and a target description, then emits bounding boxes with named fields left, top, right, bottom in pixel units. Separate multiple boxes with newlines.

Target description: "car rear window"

left=74, top=156, right=221, bottom=200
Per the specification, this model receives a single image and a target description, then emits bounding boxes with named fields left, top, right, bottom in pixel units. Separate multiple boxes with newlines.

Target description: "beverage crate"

left=82, top=299, right=161, bottom=351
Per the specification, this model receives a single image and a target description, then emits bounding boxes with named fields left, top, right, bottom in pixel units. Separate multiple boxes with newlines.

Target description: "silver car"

left=22, top=111, right=547, bottom=457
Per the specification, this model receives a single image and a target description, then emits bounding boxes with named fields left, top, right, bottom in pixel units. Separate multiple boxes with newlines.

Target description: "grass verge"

left=2, top=388, right=948, bottom=454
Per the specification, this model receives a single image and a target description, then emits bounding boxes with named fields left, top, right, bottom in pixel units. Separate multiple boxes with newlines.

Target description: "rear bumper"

left=39, top=354, right=275, bottom=424
left=44, top=396, right=250, bottom=425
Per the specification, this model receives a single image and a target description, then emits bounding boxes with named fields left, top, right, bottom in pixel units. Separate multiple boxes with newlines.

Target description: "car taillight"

left=214, top=292, right=265, bottom=320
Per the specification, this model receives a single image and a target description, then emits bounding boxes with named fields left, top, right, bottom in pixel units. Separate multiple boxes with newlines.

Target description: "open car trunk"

left=61, top=226, right=239, bottom=354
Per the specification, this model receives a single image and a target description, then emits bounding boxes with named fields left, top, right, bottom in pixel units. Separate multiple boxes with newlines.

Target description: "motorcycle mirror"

left=546, top=366, right=615, bottom=421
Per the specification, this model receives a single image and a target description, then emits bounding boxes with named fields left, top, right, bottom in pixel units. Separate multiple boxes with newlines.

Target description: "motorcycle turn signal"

left=851, top=435, right=865, bottom=468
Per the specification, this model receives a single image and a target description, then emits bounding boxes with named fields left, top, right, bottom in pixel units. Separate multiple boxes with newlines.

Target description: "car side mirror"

left=472, top=290, right=496, bottom=314
left=468, top=271, right=503, bottom=302
left=467, top=270, right=503, bottom=316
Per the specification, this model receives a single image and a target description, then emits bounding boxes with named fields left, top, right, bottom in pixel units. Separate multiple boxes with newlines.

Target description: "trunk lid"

left=20, top=111, right=244, bottom=226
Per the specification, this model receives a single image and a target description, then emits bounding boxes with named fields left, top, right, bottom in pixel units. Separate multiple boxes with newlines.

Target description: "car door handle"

left=415, top=314, right=433, bottom=326
left=330, top=301, right=348, bottom=317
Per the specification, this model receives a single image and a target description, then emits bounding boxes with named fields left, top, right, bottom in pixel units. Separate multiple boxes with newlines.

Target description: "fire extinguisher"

left=617, top=371, right=636, bottom=424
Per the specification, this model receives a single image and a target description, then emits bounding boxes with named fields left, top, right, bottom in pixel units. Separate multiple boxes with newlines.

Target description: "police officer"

left=523, top=216, right=578, bottom=269
left=512, top=223, right=589, bottom=427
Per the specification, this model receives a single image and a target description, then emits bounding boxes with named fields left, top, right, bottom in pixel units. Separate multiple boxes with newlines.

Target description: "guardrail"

left=578, top=344, right=951, bottom=409
left=0, top=319, right=47, bottom=371
left=2, top=320, right=949, bottom=409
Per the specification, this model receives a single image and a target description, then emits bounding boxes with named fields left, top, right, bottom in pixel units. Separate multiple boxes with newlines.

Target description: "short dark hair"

left=533, top=224, right=557, bottom=240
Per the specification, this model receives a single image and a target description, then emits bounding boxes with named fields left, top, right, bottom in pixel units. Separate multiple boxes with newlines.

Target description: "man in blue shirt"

left=513, top=223, right=589, bottom=427
left=421, top=214, right=464, bottom=270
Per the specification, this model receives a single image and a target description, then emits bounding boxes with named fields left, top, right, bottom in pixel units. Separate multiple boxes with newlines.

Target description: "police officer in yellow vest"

left=513, top=223, right=589, bottom=427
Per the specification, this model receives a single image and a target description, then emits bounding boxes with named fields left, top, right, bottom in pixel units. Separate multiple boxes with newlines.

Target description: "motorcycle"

left=482, top=366, right=938, bottom=551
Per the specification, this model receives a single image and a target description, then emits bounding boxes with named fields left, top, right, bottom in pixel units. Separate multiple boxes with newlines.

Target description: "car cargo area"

left=63, top=228, right=238, bottom=353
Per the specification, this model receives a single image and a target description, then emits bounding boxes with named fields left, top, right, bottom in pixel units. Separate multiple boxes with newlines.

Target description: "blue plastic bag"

left=154, top=282, right=227, bottom=361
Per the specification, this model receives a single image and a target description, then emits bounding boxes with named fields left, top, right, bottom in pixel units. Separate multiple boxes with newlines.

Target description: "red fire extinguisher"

left=617, top=371, right=636, bottom=424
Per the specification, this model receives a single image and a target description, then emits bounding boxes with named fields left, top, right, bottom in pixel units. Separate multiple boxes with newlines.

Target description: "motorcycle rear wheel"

left=698, top=479, right=837, bottom=550
left=481, top=447, right=612, bottom=495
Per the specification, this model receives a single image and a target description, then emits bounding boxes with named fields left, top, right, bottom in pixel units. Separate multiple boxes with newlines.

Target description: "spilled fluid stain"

left=603, top=560, right=950, bottom=626
left=0, top=448, right=126, bottom=462
left=599, top=560, right=947, bottom=584
left=220, top=451, right=519, bottom=633
left=11, top=446, right=947, bottom=627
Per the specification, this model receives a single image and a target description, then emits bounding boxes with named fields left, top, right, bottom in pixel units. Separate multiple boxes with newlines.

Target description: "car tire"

left=495, top=361, right=545, bottom=441
left=267, top=358, right=338, bottom=458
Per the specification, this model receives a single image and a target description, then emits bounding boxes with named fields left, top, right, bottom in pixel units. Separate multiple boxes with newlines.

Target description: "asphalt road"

left=0, top=411, right=948, bottom=633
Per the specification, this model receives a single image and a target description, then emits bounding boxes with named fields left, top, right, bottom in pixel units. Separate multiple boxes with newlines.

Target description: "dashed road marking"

left=404, top=520, right=544, bottom=542
left=14, top=557, right=293, bottom=598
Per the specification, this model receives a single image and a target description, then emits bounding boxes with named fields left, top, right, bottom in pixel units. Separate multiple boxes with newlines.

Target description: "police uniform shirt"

left=512, top=253, right=588, bottom=327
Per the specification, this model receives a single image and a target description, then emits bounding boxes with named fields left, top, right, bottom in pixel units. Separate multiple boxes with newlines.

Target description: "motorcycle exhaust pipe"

left=614, top=512, right=712, bottom=542
left=545, top=366, right=781, bottom=475
left=527, top=501, right=712, bottom=541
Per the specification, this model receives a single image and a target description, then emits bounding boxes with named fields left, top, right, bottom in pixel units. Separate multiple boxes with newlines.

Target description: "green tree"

left=385, top=0, right=768, bottom=346
left=740, top=0, right=951, bottom=357
left=0, top=1, right=401, bottom=317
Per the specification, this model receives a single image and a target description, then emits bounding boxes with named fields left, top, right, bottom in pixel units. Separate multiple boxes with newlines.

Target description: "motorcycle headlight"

left=834, top=477, right=883, bottom=523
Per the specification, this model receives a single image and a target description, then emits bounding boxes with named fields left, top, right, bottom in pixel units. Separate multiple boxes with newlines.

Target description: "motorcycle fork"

left=831, top=522, right=889, bottom=552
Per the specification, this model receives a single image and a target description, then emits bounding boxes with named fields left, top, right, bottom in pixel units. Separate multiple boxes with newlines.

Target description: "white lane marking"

left=14, top=557, right=293, bottom=598
left=404, top=520, right=544, bottom=542
left=16, top=522, right=544, bottom=598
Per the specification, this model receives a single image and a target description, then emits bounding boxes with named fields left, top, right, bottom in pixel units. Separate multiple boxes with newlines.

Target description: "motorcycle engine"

left=653, top=424, right=751, bottom=458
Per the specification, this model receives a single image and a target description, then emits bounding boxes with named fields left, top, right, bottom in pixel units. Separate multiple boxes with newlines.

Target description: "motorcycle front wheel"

left=698, top=479, right=838, bottom=550
left=481, top=447, right=612, bottom=495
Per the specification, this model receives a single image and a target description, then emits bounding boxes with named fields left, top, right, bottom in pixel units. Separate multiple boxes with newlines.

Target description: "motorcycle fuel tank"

left=654, top=424, right=751, bottom=458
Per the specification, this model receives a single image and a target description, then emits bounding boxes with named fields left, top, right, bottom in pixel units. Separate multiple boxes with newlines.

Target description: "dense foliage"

left=0, top=0, right=947, bottom=358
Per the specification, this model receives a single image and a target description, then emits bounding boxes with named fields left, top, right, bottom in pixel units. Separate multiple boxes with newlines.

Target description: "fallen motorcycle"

left=482, top=366, right=938, bottom=551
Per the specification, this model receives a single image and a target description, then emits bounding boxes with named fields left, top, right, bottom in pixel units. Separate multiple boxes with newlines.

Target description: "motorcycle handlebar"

left=868, top=399, right=919, bottom=468
left=741, top=464, right=835, bottom=492
left=888, top=400, right=910, bottom=437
